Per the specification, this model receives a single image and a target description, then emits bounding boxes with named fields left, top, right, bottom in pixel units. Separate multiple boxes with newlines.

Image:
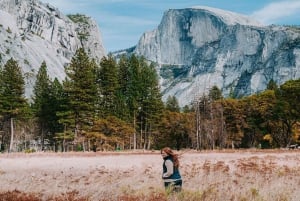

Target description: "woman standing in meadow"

left=161, top=147, right=182, bottom=192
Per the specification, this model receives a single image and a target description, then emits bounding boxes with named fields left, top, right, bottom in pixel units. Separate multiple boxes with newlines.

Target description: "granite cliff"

left=134, top=7, right=300, bottom=106
left=0, top=0, right=106, bottom=97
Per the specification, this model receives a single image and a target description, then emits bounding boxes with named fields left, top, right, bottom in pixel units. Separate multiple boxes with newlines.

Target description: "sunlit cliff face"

left=134, top=7, right=300, bottom=107
left=0, top=0, right=106, bottom=98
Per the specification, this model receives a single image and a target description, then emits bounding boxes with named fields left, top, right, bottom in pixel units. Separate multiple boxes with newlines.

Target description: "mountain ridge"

left=1, top=1, right=300, bottom=108
left=189, top=6, right=262, bottom=26
left=0, top=0, right=106, bottom=98
left=133, top=8, right=300, bottom=106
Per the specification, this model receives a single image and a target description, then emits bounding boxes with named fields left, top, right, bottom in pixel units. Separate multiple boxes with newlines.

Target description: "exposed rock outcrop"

left=134, top=7, right=300, bottom=106
left=0, top=0, right=106, bottom=97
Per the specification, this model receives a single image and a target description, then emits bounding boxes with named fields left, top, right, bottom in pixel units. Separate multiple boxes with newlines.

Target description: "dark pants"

left=164, top=180, right=182, bottom=192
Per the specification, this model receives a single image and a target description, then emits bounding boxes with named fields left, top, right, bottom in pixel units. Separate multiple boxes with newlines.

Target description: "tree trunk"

left=196, top=104, right=200, bottom=150
left=147, top=124, right=152, bottom=150
left=41, top=127, right=44, bottom=151
left=0, top=133, right=2, bottom=151
left=133, top=112, right=136, bottom=150
left=9, top=118, right=14, bottom=153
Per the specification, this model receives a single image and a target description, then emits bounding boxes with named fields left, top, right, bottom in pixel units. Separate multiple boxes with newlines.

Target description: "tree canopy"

left=1, top=52, right=300, bottom=152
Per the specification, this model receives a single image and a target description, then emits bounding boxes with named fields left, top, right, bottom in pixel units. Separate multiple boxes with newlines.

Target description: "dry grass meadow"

left=0, top=149, right=300, bottom=201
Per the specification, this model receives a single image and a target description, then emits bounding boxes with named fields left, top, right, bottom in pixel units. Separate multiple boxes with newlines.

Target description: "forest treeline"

left=0, top=48, right=299, bottom=152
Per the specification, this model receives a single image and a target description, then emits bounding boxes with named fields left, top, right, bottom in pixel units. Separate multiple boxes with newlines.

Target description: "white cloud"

left=251, top=0, right=300, bottom=25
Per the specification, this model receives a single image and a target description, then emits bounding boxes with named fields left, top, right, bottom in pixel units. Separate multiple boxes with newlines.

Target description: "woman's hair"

left=161, top=147, right=179, bottom=168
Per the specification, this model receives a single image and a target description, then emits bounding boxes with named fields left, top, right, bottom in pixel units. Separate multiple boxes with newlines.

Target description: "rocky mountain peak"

left=134, top=7, right=300, bottom=107
left=189, top=6, right=262, bottom=26
left=0, top=0, right=106, bottom=98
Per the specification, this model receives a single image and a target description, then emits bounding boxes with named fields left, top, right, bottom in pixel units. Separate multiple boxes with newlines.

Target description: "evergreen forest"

left=0, top=48, right=300, bottom=152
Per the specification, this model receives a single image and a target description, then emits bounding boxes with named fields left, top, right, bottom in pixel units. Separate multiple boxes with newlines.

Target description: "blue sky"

left=40, top=0, right=300, bottom=52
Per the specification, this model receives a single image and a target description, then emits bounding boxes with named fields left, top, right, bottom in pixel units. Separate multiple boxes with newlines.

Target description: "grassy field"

left=0, top=149, right=300, bottom=201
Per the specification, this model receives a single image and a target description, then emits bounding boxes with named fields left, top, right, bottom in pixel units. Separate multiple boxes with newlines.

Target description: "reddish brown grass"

left=0, top=190, right=91, bottom=201
left=1, top=150, right=300, bottom=201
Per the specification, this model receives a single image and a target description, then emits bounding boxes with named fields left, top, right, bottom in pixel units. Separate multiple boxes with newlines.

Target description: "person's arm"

left=163, top=160, right=174, bottom=178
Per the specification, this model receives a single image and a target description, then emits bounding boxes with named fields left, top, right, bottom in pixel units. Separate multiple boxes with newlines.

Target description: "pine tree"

left=0, top=65, right=4, bottom=116
left=165, top=95, right=180, bottom=112
left=128, top=55, right=144, bottom=149
left=63, top=48, right=97, bottom=150
left=127, top=54, right=143, bottom=113
left=98, top=54, right=119, bottom=117
left=56, top=78, right=74, bottom=152
left=116, top=55, right=130, bottom=121
left=39, top=77, right=66, bottom=151
left=32, top=61, right=52, bottom=150
left=209, top=86, right=223, bottom=101
left=0, top=65, right=4, bottom=151
left=0, top=58, right=27, bottom=152
left=49, top=78, right=65, bottom=135
left=139, top=61, right=164, bottom=149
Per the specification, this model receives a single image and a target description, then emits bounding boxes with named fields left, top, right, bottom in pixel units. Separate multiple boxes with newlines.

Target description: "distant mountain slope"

left=0, top=0, right=106, bottom=97
left=134, top=7, right=300, bottom=106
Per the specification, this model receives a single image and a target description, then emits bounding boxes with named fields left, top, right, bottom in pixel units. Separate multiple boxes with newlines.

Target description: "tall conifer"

left=32, top=61, right=52, bottom=150
left=0, top=58, right=27, bottom=152
left=63, top=48, right=97, bottom=148
left=116, top=55, right=130, bottom=121
left=165, top=95, right=180, bottom=112
left=139, top=60, right=163, bottom=149
left=98, top=55, right=119, bottom=117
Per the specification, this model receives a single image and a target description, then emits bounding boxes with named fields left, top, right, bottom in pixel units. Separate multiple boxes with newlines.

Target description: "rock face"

left=2, top=2, right=300, bottom=107
left=134, top=7, right=300, bottom=107
left=0, top=0, right=106, bottom=97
